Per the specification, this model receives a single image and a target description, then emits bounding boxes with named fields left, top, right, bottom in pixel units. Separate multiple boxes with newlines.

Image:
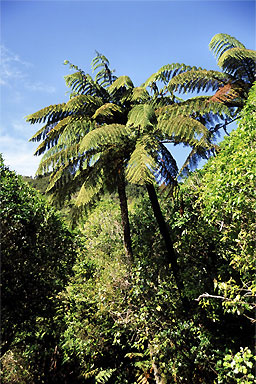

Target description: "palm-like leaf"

left=127, top=104, right=156, bottom=129
left=143, top=63, right=200, bottom=87
left=167, top=70, right=229, bottom=94
left=80, top=124, right=131, bottom=153
left=126, top=136, right=157, bottom=185
left=108, top=75, right=134, bottom=93
left=209, top=33, right=246, bottom=59
left=218, top=48, right=256, bottom=83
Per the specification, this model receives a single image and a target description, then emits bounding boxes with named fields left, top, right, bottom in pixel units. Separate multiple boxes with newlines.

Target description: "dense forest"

left=1, top=34, right=256, bottom=383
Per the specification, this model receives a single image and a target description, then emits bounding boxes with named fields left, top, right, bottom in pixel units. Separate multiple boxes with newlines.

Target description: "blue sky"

left=0, top=0, right=255, bottom=176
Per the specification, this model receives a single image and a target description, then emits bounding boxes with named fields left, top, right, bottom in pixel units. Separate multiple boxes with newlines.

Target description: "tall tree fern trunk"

left=146, top=183, right=188, bottom=308
left=117, top=165, right=134, bottom=265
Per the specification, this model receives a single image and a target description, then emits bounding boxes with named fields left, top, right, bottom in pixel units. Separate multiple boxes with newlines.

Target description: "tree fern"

left=28, top=48, right=249, bottom=268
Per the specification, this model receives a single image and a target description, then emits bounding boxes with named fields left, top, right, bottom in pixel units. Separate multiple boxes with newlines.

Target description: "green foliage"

left=146, top=33, right=255, bottom=111
left=14, top=34, right=255, bottom=384
left=1, top=156, right=79, bottom=382
left=216, top=348, right=256, bottom=384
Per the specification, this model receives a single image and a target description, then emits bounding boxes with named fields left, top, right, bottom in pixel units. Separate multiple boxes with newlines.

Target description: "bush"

left=1, top=156, right=78, bottom=382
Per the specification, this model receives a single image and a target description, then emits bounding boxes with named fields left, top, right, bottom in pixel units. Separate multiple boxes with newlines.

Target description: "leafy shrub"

left=1, top=156, right=78, bottom=382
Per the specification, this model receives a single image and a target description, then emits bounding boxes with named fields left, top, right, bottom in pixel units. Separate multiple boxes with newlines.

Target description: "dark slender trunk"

left=117, top=166, right=134, bottom=265
left=146, top=183, right=189, bottom=309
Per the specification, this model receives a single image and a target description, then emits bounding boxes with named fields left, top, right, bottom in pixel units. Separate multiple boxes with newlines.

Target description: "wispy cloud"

left=0, top=134, right=41, bottom=176
left=0, top=45, right=56, bottom=93
left=0, top=45, right=31, bottom=85
left=25, top=81, right=56, bottom=93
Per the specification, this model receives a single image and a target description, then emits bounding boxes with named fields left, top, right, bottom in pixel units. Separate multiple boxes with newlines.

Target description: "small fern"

left=95, top=368, right=116, bottom=383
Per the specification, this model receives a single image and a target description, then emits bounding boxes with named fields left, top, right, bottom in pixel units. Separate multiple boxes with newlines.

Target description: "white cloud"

left=0, top=134, right=41, bottom=176
left=0, top=45, right=55, bottom=93
left=25, top=81, right=56, bottom=94
left=0, top=45, right=30, bottom=85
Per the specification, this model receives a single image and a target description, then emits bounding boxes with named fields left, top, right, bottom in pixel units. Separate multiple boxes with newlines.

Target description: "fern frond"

left=209, top=33, right=246, bottom=60
left=64, top=94, right=103, bottom=114
left=64, top=71, right=109, bottom=99
left=29, top=123, right=53, bottom=142
left=209, top=83, right=242, bottom=104
left=46, top=165, right=67, bottom=192
left=155, top=143, right=178, bottom=192
left=156, top=96, right=232, bottom=119
left=75, top=177, right=103, bottom=206
left=128, top=104, right=156, bottom=129
left=46, top=116, right=75, bottom=141
left=92, top=103, right=124, bottom=121
left=142, top=63, right=201, bottom=87
left=167, top=70, right=229, bottom=94
left=92, top=52, right=117, bottom=87
left=37, top=143, right=80, bottom=176
left=26, top=103, right=66, bottom=124
left=217, top=48, right=256, bottom=83
left=108, top=75, right=134, bottom=93
left=130, top=87, right=150, bottom=103
left=178, top=143, right=216, bottom=176
left=80, top=124, right=130, bottom=153
left=126, top=136, right=157, bottom=185
left=95, top=368, right=116, bottom=383
left=64, top=70, right=86, bottom=93
left=158, top=114, right=209, bottom=147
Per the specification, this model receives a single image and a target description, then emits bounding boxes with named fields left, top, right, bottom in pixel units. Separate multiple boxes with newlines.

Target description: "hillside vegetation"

left=1, top=34, right=255, bottom=383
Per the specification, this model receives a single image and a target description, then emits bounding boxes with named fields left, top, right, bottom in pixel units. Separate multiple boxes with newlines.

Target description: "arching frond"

left=209, top=83, right=243, bottom=105
left=64, top=95, right=103, bottom=114
left=218, top=48, right=256, bottom=84
left=128, top=104, right=156, bottom=129
left=126, top=136, right=157, bottom=185
left=209, top=33, right=246, bottom=60
left=142, top=63, right=201, bottom=87
left=108, top=75, right=134, bottom=93
left=92, top=51, right=117, bottom=87
left=130, top=87, right=150, bottom=103
left=178, top=142, right=216, bottom=177
left=80, top=124, right=130, bottom=153
left=92, top=103, right=124, bottom=121
left=76, top=175, right=104, bottom=206
left=156, top=96, right=232, bottom=119
left=46, top=116, right=78, bottom=142
left=155, top=143, right=178, bottom=193
left=167, top=70, right=229, bottom=94
left=26, top=103, right=66, bottom=124
left=37, top=143, right=80, bottom=176
left=157, top=114, right=210, bottom=147
left=29, top=122, right=53, bottom=142
left=64, top=71, right=109, bottom=99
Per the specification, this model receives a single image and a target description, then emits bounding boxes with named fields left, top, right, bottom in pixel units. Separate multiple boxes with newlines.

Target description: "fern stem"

left=146, top=183, right=189, bottom=309
left=117, top=163, right=134, bottom=265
